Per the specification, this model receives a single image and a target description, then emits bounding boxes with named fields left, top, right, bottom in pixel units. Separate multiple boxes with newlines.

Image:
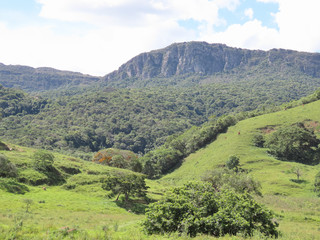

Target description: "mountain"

left=1, top=41, right=320, bottom=156
left=0, top=63, right=100, bottom=92
left=1, top=42, right=320, bottom=91
left=104, top=41, right=320, bottom=87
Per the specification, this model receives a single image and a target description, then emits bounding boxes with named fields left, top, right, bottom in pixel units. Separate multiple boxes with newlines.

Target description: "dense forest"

left=1, top=79, right=319, bottom=158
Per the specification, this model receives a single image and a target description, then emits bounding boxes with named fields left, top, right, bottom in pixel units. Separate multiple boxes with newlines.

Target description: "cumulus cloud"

left=244, top=8, right=254, bottom=19
left=0, top=0, right=319, bottom=75
left=202, top=0, right=320, bottom=53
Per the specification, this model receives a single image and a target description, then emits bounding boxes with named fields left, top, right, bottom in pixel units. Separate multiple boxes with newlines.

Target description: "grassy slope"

left=0, top=145, right=148, bottom=239
left=160, top=100, right=320, bottom=239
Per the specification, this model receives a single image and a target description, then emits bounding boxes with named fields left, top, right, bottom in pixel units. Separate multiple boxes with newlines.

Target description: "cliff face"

left=104, top=42, right=320, bottom=84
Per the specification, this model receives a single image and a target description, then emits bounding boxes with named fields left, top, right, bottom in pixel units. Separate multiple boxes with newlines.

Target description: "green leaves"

left=265, top=122, right=320, bottom=164
left=101, top=173, right=148, bottom=202
left=142, top=182, right=278, bottom=237
left=0, top=153, right=17, bottom=178
left=33, top=150, right=55, bottom=172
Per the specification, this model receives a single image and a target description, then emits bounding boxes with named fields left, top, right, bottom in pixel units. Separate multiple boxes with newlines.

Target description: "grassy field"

left=160, top=100, right=320, bottom=239
left=1, top=100, right=320, bottom=239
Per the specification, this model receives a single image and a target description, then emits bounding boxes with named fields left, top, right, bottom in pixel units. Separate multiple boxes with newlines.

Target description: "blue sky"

left=0, top=0, right=319, bottom=75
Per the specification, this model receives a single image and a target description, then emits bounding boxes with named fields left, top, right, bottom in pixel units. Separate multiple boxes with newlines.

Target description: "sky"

left=0, top=0, right=319, bottom=76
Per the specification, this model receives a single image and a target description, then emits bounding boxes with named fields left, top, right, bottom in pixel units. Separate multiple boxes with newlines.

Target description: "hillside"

left=1, top=96, right=320, bottom=239
left=0, top=63, right=100, bottom=92
left=104, top=41, right=320, bottom=87
left=1, top=82, right=318, bottom=157
left=158, top=98, right=320, bottom=239
left=0, top=143, right=149, bottom=239
left=2, top=41, right=320, bottom=157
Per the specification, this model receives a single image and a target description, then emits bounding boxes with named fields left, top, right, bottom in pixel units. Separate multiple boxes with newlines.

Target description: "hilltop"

left=104, top=41, right=320, bottom=87
left=0, top=63, right=100, bottom=92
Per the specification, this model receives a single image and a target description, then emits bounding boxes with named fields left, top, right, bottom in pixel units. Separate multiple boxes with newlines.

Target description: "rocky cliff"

left=104, top=41, right=320, bottom=85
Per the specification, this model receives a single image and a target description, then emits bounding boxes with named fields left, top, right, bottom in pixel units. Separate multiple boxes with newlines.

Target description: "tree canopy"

left=101, top=173, right=148, bottom=202
left=265, top=122, right=320, bottom=164
left=142, top=182, right=278, bottom=237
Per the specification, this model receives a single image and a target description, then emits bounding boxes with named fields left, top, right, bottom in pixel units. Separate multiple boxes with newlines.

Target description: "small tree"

left=203, top=168, right=261, bottom=195
left=23, top=199, right=33, bottom=213
left=33, top=150, right=54, bottom=172
left=226, top=155, right=240, bottom=172
left=101, top=173, right=148, bottom=201
left=291, top=167, right=302, bottom=180
left=265, top=123, right=320, bottom=164
left=0, top=154, right=17, bottom=178
left=252, top=134, right=265, bottom=147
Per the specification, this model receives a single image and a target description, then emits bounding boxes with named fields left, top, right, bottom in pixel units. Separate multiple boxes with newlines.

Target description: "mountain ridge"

left=0, top=63, right=100, bottom=92
left=104, top=41, right=320, bottom=86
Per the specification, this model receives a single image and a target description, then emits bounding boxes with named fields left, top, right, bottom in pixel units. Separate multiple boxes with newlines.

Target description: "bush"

left=0, top=154, right=17, bottom=178
left=33, top=150, right=65, bottom=185
left=265, top=123, right=320, bottom=165
left=92, top=148, right=142, bottom=172
left=0, top=178, right=29, bottom=194
left=142, top=182, right=278, bottom=237
left=203, top=168, right=261, bottom=195
left=252, top=134, right=265, bottom=147
left=33, top=150, right=55, bottom=172
left=225, top=155, right=240, bottom=171
left=101, top=172, right=148, bottom=202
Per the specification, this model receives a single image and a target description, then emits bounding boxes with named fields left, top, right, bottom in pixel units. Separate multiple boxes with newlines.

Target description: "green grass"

left=159, top=100, right=320, bottom=239
left=1, top=100, right=320, bottom=239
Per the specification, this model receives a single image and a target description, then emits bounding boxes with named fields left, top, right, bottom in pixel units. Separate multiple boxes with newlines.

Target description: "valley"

left=1, top=42, right=320, bottom=239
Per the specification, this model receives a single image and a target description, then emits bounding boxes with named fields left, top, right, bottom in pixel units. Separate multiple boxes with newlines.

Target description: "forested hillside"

left=1, top=42, right=320, bottom=158
left=0, top=84, right=47, bottom=117
left=1, top=81, right=319, bottom=157
left=0, top=63, right=100, bottom=92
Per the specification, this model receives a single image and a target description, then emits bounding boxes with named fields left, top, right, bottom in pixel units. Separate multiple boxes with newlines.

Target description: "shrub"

left=33, top=150, right=65, bottom=185
left=0, top=154, right=17, bottom=178
left=142, top=182, right=278, bottom=237
left=0, top=178, right=29, bottom=194
left=252, top=134, right=265, bottom=147
left=225, top=155, right=240, bottom=171
left=264, top=123, right=320, bottom=165
left=33, top=150, right=55, bottom=172
left=203, top=168, right=261, bottom=195
left=101, top=172, right=148, bottom=202
left=92, top=148, right=142, bottom=172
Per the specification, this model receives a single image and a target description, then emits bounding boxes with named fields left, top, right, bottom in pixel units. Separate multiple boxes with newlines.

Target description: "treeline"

left=141, top=115, right=237, bottom=178
left=140, top=88, right=320, bottom=178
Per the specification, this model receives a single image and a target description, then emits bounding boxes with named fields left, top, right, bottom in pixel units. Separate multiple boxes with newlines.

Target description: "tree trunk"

left=116, top=192, right=121, bottom=201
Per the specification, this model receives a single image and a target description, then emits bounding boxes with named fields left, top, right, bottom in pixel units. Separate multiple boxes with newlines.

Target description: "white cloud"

left=0, top=0, right=320, bottom=76
left=201, top=0, right=320, bottom=53
left=274, top=0, right=320, bottom=52
left=244, top=8, right=254, bottom=19
left=202, top=19, right=280, bottom=50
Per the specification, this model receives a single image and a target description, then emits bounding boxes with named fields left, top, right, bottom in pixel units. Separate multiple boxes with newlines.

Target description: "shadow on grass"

left=290, top=179, right=308, bottom=184
left=115, top=197, right=154, bottom=214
